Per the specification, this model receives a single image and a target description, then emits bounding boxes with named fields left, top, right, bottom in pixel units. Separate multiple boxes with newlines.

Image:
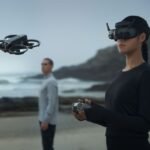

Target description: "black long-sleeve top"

left=85, top=63, right=150, bottom=138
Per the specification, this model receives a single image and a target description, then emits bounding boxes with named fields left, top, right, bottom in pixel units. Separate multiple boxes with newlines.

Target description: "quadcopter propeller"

left=25, top=39, right=40, bottom=49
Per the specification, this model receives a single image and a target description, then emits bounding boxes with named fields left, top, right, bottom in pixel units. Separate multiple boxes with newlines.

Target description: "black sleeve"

left=84, top=70, right=150, bottom=132
left=138, top=69, right=150, bottom=129
left=85, top=103, right=107, bottom=127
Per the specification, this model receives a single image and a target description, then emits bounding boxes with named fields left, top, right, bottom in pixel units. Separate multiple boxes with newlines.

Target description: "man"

left=38, top=58, right=58, bottom=150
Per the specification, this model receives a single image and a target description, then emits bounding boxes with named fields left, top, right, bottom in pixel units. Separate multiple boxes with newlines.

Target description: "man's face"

left=41, top=59, right=53, bottom=75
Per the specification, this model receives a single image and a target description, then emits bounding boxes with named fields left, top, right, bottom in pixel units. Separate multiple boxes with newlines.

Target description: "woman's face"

left=116, top=33, right=146, bottom=55
left=116, top=37, right=139, bottom=55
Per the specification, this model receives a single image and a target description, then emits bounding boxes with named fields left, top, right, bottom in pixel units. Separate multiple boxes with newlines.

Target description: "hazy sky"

left=0, top=0, right=149, bottom=73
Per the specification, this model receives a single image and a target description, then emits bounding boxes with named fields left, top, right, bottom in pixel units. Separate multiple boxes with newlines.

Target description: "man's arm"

left=43, top=80, right=58, bottom=123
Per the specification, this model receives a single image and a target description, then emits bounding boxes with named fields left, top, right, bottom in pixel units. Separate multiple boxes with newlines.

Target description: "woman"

left=73, top=16, right=150, bottom=150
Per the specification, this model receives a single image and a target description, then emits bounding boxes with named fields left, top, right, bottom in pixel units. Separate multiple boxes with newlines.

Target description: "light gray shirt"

left=38, top=73, right=58, bottom=125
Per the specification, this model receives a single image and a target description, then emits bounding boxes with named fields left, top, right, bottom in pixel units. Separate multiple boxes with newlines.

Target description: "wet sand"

left=0, top=112, right=106, bottom=150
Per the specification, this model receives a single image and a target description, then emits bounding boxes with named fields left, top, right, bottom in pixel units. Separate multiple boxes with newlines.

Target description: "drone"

left=0, top=34, right=40, bottom=55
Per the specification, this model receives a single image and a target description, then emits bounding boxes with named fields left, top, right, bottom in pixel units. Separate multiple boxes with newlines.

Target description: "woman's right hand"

left=72, top=98, right=92, bottom=121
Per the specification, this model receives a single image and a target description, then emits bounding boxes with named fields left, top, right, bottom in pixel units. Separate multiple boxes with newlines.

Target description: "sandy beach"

left=0, top=112, right=106, bottom=150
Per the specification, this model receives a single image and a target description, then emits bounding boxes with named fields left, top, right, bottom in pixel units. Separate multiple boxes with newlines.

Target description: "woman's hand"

left=73, top=98, right=92, bottom=121
left=73, top=110, right=86, bottom=121
left=82, top=98, right=92, bottom=105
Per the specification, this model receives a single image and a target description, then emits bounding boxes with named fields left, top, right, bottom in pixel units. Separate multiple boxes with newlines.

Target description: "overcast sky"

left=0, top=0, right=149, bottom=74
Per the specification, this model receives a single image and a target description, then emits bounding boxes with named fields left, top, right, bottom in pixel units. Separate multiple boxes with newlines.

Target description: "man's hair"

left=44, top=57, right=54, bottom=66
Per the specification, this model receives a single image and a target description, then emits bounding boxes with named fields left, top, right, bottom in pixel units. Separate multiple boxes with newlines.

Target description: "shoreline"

left=0, top=112, right=104, bottom=138
left=0, top=96, right=105, bottom=117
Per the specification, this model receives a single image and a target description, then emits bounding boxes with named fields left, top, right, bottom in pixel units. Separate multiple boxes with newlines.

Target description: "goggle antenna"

left=106, top=23, right=110, bottom=31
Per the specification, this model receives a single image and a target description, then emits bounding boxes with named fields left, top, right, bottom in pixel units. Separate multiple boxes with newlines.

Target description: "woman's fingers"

left=72, top=98, right=92, bottom=121
left=73, top=111, right=86, bottom=121
left=84, top=98, right=92, bottom=105
left=78, top=98, right=92, bottom=105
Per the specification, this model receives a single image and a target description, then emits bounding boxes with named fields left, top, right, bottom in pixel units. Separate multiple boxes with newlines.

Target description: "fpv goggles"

left=106, top=21, right=139, bottom=41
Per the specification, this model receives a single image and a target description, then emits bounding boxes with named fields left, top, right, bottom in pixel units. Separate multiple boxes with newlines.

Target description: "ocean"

left=0, top=73, right=105, bottom=99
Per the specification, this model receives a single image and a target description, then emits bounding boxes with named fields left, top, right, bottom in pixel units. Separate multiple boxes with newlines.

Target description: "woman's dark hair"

left=122, top=16, right=150, bottom=62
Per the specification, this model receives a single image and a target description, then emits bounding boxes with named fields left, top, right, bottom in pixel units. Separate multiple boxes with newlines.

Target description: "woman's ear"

left=139, top=32, right=146, bottom=43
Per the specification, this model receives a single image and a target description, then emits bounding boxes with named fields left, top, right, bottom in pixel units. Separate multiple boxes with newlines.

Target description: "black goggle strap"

left=115, top=20, right=135, bottom=28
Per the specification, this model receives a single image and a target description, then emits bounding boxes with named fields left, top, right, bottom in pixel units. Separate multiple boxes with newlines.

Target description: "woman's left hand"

left=73, top=110, right=86, bottom=121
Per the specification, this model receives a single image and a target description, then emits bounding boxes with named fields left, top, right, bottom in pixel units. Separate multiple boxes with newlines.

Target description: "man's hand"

left=41, top=122, right=49, bottom=131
